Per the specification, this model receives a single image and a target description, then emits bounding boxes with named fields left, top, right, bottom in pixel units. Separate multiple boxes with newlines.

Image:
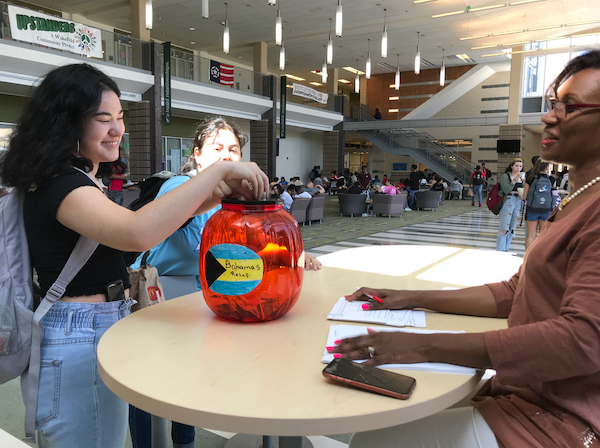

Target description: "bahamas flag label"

left=204, top=244, right=264, bottom=295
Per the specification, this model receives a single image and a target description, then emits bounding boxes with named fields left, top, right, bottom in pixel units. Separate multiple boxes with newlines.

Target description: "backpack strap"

left=23, top=236, right=99, bottom=441
left=24, top=167, right=103, bottom=441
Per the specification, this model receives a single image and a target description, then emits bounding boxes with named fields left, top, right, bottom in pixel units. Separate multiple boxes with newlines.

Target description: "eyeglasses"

left=545, top=98, right=600, bottom=119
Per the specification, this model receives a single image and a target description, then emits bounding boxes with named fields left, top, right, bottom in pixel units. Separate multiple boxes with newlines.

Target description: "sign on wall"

left=392, top=163, right=408, bottom=171
left=292, top=83, right=329, bottom=105
left=8, top=5, right=103, bottom=58
left=163, top=42, right=172, bottom=126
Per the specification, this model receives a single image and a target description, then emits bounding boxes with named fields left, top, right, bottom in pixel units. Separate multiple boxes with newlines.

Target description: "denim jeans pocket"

left=36, top=359, right=61, bottom=427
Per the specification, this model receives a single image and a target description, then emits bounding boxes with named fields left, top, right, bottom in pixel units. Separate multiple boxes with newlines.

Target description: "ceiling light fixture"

left=276, top=5, right=282, bottom=46
left=471, top=44, right=500, bottom=49
left=145, top=0, right=153, bottom=30
left=354, top=58, right=360, bottom=93
left=268, top=0, right=276, bottom=4
left=202, top=0, right=209, bottom=18
left=460, top=34, right=491, bottom=40
left=440, top=48, right=445, bottom=86
left=366, top=38, right=372, bottom=79
left=322, top=46, right=328, bottom=83
left=470, top=4, right=505, bottom=12
left=327, top=18, right=334, bottom=64
left=414, top=0, right=438, bottom=3
left=310, top=82, right=322, bottom=86
left=509, top=0, right=545, bottom=5
left=491, top=29, right=525, bottom=36
left=381, top=9, right=388, bottom=59
left=279, top=43, right=285, bottom=70
left=432, top=10, right=464, bottom=18
left=528, top=24, right=562, bottom=31
left=336, top=0, right=343, bottom=37
left=395, top=54, right=400, bottom=90
left=414, top=32, right=421, bottom=75
left=285, top=74, right=305, bottom=81
left=223, top=2, right=230, bottom=54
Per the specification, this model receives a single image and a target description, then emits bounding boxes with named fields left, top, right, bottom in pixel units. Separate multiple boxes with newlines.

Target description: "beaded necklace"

left=558, top=176, right=600, bottom=210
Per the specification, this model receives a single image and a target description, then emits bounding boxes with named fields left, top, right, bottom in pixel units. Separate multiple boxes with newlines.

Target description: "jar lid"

left=222, top=198, right=279, bottom=206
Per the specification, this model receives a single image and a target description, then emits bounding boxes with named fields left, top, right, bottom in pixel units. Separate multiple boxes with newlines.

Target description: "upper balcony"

left=0, top=1, right=342, bottom=130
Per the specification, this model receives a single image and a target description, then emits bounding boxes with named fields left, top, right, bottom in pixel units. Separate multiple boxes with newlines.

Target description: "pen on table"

left=355, top=287, right=384, bottom=304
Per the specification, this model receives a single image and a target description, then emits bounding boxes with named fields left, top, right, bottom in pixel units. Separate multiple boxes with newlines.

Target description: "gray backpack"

left=0, top=188, right=98, bottom=441
left=526, top=175, right=553, bottom=212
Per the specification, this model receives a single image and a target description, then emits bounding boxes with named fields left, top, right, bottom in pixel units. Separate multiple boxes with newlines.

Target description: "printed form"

left=327, top=297, right=426, bottom=328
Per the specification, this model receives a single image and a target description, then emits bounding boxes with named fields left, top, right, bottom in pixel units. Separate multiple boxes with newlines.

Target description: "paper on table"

left=327, top=297, right=426, bottom=328
left=322, top=324, right=478, bottom=375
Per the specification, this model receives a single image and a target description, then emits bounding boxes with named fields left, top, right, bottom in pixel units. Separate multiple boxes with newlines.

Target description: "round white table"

left=98, top=246, right=522, bottom=444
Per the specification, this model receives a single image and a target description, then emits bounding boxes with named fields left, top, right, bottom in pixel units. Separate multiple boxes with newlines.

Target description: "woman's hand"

left=214, top=161, right=269, bottom=200
left=329, top=328, right=432, bottom=366
left=328, top=329, right=492, bottom=369
left=304, top=254, right=322, bottom=270
left=345, top=287, right=420, bottom=311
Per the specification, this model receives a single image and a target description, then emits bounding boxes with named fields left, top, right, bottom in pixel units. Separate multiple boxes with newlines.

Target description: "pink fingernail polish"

left=334, top=339, right=341, bottom=344
left=326, top=346, right=334, bottom=351
left=333, top=354, right=342, bottom=358
left=361, top=304, right=369, bottom=310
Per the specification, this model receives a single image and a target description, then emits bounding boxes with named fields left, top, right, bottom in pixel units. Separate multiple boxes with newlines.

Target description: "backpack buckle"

left=46, top=283, right=66, bottom=302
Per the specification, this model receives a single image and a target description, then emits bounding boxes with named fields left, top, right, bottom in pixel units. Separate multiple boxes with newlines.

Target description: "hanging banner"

left=8, top=5, right=103, bottom=58
left=280, top=75, right=286, bottom=139
left=292, top=83, right=329, bottom=105
left=163, top=42, right=172, bottom=126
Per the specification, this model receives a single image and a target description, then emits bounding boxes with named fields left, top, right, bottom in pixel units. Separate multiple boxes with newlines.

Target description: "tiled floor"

left=0, top=196, right=526, bottom=448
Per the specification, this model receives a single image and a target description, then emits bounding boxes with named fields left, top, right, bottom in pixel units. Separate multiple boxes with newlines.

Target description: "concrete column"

left=359, top=76, right=367, bottom=106
left=141, top=42, right=163, bottom=175
left=327, top=68, right=339, bottom=95
left=129, top=101, right=151, bottom=182
left=253, top=42, right=268, bottom=95
left=323, top=131, right=340, bottom=178
left=130, top=0, right=151, bottom=69
left=507, top=46, right=524, bottom=124
left=250, top=120, right=269, bottom=173
left=253, top=42, right=268, bottom=74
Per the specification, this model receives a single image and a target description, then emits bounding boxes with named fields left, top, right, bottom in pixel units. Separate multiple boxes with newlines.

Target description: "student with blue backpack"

left=523, top=160, right=556, bottom=249
left=0, top=64, right=268, bottom=447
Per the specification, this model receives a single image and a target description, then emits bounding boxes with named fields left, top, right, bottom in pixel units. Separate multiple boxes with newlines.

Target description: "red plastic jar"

left=199, top=199, right=304, bottom=322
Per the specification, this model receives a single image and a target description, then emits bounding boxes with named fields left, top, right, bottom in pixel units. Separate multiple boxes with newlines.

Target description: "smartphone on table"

left=322, top=358, right=416, bottom=400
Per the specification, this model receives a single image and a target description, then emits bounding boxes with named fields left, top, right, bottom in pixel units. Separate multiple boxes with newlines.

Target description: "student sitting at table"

left=331, top=50, right=600, bottom=448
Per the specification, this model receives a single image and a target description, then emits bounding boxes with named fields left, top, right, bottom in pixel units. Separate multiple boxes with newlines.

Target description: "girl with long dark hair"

left=0, top=64, right=267, bottom=447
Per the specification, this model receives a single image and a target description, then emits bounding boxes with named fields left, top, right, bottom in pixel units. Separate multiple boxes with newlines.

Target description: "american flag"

left=209, top=60, right=234, bottom=86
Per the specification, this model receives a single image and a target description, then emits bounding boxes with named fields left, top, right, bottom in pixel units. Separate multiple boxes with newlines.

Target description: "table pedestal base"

left=224, top=434, right=313, bottom=448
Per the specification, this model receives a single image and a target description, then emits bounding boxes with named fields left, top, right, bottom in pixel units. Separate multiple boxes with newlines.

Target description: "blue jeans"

left=496, top=195, right=521, bottom=251
left=129, top=406, right=195, bottom=448
left=23, top=298, right=134, bottom=448
left=408, top=188, right=419, bottom=208
left=472, top=185, right=483, bottom=205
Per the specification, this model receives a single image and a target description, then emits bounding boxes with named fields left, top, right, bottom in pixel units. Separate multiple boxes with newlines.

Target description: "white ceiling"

left=18, top=0, right=600, bottom=82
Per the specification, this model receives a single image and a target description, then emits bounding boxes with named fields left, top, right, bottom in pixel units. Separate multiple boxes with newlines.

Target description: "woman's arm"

left=523, top=182, right=530, bottom=202
left=348, top=285, right=499, bottom=317
left=56, top=162, right=268, bottom=252
left=499, top=172, right=514, bottom=196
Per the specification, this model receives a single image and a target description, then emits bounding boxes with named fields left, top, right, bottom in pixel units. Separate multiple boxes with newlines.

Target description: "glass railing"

left=0, top=1, right=150, bottom=70
left=164, top=50, right=273, bottom=98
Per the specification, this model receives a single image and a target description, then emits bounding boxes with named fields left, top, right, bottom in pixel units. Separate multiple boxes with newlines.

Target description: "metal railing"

left=345, top=102, right=476, bottom=182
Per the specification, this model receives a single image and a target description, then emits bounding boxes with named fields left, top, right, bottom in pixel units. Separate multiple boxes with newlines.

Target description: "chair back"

left=372, top=192, right=406, bottom=217
left=338, top=193, right=366, bottom=216
left=414, top=191, right=442, bottom=210
left=289, top=198, right=311, bottom=223
left=306, top=195, right=326, bottom=222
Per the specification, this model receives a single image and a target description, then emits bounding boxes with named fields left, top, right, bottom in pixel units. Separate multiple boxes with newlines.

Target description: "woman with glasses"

left=331, top=50, right=600, bottom=448
left=496, top=157, right=524, bottom=251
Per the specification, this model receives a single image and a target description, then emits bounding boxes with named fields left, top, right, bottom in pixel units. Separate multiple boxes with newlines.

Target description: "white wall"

left=276, top=130, right=323, bottom=184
